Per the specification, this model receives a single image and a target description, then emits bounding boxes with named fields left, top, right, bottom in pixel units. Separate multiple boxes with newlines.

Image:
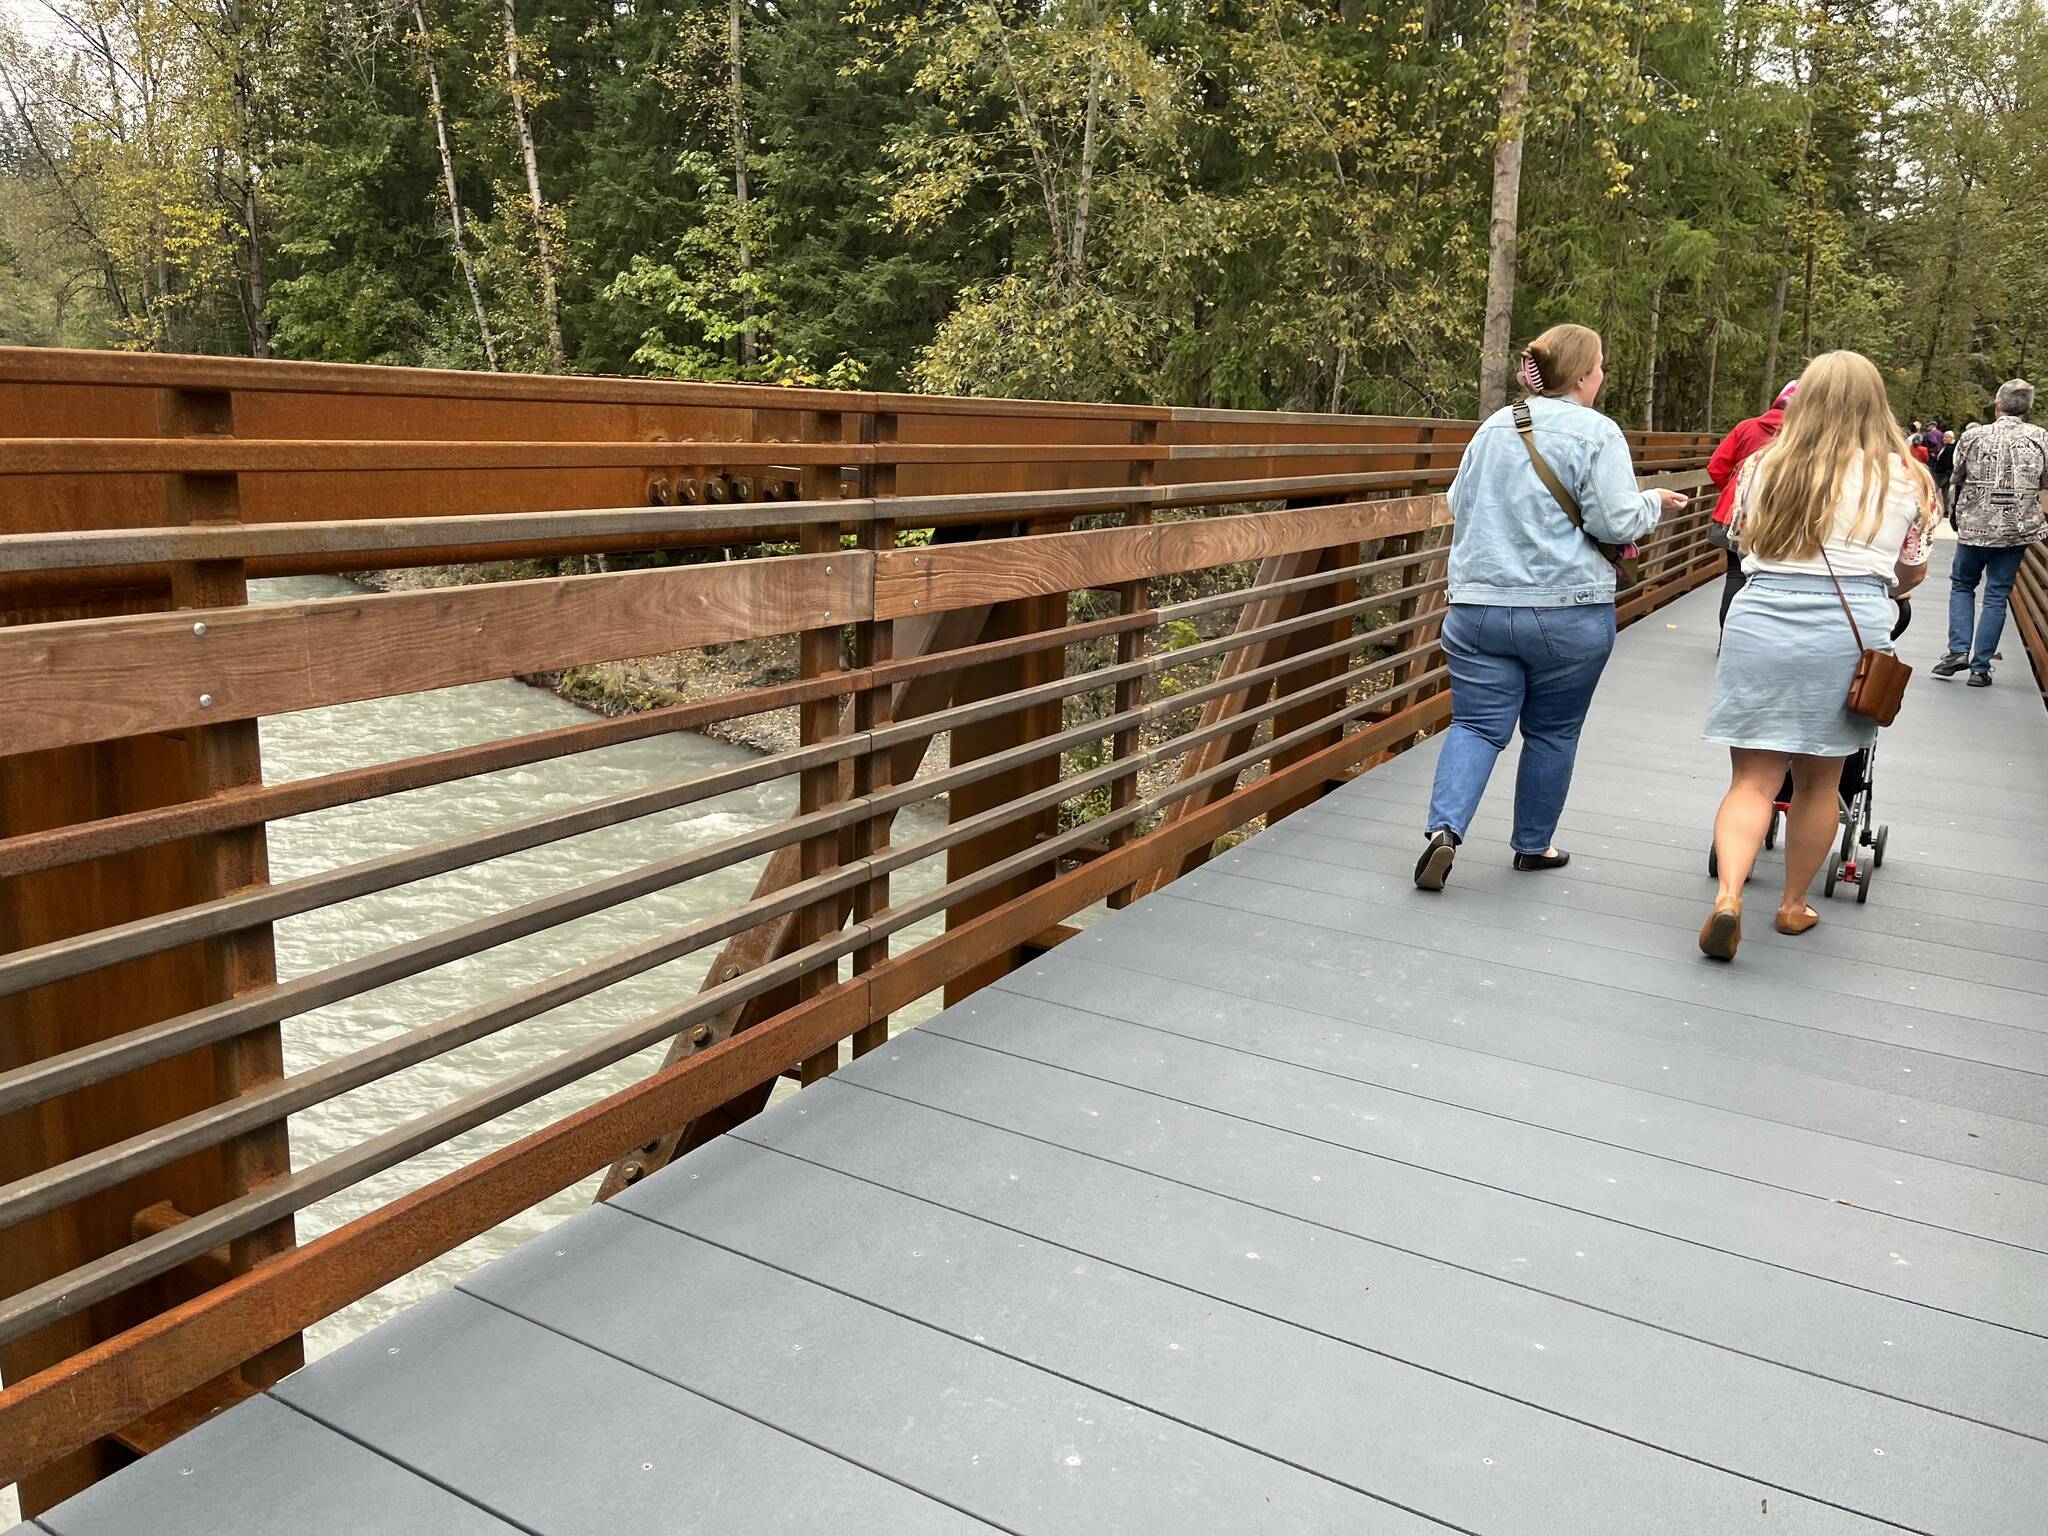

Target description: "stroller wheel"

left=1823, top=857, right=1839, bottom=898
left=1857, top=858, right=1874, bottom=904
left=1707, top=843, right=1719, bottom=878
left=1838, top=822, right=1857, bottom=869
left=1873, top=825, right=1888, bottom=869
left=1765, top=809, right=1781, bottom=851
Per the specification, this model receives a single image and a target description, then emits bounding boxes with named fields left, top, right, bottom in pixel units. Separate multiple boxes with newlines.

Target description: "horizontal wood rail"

left=0, top=350, right=1718, bottom=1513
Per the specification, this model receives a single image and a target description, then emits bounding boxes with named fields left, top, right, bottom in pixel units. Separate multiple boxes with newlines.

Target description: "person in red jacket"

left=1707, top=381, right=1798, bottom=627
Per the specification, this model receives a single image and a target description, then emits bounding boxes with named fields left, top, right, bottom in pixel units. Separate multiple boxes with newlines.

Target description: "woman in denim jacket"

left=1415, top=324, right=1682, bottom=891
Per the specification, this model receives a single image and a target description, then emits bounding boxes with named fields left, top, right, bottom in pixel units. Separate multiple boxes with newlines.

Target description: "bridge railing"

left=2009, top=542, right=2048, bottom=706
left=0, top=348, right=1715, bottom=1510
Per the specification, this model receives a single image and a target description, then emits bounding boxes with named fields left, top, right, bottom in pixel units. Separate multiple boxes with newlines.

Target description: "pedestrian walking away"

left=1706, top=380, right=1798, bottom=629
left=1935, top=378, right=2048, bottom=686
left=1698, top=350, right=1937, bottom=961
left=1414, top=323, right=1685, bottom=891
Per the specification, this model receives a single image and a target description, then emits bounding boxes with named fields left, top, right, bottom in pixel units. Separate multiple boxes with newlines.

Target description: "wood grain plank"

left=872, top=496, right=1450, bottom=619
left=0, top=552, right=869, bottom=756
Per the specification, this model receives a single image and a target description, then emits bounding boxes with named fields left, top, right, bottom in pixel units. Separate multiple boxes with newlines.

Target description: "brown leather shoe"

left=1775, top=905, right=1820, bottom=935
left=1698, top=900, right=1742, bottom=961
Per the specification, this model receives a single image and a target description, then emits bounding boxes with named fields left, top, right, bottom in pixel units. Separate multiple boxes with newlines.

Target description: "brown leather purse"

left=1819, top=547, right=1910, bottom=725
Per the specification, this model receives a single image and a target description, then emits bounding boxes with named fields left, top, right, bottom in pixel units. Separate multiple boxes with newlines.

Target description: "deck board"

left=40, top=554, right=2048, bottom=1533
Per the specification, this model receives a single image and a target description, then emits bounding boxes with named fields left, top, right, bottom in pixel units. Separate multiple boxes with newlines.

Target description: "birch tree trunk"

left=1760, top=267, right=1789, bottom=411
left=1701, top=311, right=1721, bottom=431
left=413, top=1, right=499, bottom=369
left=502, top=0, right=566, bottom=369
left=1070, top=14, right=1103, bottom=282
left=1478, top=0, right=1538, bottom=416
left=728, top=0, right=755, bottom=367
left=222, top=0, right=270, bottom=356
left=1640, top=280, right=1662, bottom=431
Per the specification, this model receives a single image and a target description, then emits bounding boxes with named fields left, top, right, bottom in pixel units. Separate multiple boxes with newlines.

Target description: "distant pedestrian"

left=1936, top=379, right=2048, bottom=686
left=1706, top=381, right=1798, bottom=628
left=1931, top=423, right=1959, bottom=508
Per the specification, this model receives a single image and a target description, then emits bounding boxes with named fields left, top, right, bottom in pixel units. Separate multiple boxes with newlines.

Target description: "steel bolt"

left=197, top=693, right=214, bottom=709
left=690, top=1024, right=711, bottom=1045
left=192, top=621, right=207, bottom=637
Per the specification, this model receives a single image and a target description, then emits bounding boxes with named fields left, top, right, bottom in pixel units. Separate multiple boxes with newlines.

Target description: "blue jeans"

left=1947, top=543, right=2027, bottom=671
left=1425, top=603, right=1615, bottom=853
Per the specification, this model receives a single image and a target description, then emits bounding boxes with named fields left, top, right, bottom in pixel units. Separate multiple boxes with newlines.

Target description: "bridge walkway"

left=23, top=552, right=2047, bottom=1534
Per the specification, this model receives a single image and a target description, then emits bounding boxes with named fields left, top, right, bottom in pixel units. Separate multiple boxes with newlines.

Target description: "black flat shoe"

left=1512, top=849, right=1571, bottom=871
left=1414, top=829, right=1457, bottom=891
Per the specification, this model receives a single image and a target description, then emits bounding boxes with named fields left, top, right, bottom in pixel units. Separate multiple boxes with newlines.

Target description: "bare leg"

left=1778, top=752, right=1849, bottom=921
left=1711, top=748, right=1789, bottom=910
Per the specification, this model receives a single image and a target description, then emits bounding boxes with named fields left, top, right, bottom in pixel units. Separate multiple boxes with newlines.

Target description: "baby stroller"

left=1702, top=745, right=1888, bottom=902
left=1823, top=744, right=1886, bottom=903
left=1704, top=599, right=1903, bottom=902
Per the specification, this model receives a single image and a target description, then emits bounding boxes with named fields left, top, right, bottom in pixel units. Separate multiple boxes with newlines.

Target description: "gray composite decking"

left=28, top=551, right=2048, bottom=1534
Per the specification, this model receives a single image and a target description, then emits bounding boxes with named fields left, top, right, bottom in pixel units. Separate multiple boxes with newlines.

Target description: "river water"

left=252, top=575, right=954, bottom=1363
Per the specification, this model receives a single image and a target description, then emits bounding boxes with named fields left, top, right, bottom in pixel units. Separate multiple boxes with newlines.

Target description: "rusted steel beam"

left=941, top=571, right=1070, bottom=1006
left=1264, top=541, right=1368, bottom=823
left=1128, top=549, right=1324, bottom=902
left=1, top=436, right=1491, bottom=480
left=590, top=601, right=993, bottom=1199
left=850, top=412, right=898, bottom=1059
left=0, top=437, right=1222, bottom=476
left=0, top=552, right=868, bottom=757
left=154, top=385, right=302, bottom=1405
left=874, top=494, right=1452, bottom=619
left=0, top=605, right=1153, bottom=881
left=0, top=469, right=1460, bottom=574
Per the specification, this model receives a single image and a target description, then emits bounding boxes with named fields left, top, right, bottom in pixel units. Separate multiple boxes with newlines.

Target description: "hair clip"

left=1517, top=352, right=1547, bottom=394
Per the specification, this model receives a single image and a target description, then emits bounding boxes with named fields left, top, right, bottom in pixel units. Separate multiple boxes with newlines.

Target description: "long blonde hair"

left=1740, top=351, right=1937, bottom=561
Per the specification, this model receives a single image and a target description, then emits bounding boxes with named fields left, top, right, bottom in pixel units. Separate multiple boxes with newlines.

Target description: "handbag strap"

left=1816, top=544, right=1870, bottom=652
left=1511, top=402, right=1586, bottom=532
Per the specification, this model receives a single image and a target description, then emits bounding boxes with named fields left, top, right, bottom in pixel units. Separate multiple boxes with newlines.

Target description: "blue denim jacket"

left=1446, top=396, right=1664, bottom=607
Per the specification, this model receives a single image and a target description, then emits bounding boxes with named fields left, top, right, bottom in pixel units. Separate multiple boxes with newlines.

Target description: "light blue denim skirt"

left=1704, top=573, right=1892, bottom=757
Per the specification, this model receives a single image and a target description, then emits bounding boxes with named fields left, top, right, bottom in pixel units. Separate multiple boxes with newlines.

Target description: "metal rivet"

left=191, top=621, right=207, bottom=636
left=197, top=693, right=214, bottom=709
left=823, top=610, right=831, bottom=618
left=825, top=565, right=832, bottom=574
left=690, top=1024, right=711, bottom=1045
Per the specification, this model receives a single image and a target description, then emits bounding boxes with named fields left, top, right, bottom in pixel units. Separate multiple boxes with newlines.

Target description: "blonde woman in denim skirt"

left=1699, top=352, right=1937, bottom=960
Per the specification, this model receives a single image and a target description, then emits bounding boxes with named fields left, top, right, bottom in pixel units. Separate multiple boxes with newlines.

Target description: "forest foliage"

left=3, top=0, right=2044, bottom=428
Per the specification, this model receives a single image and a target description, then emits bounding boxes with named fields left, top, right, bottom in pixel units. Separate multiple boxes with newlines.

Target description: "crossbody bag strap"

left=1511, top=402, right=1586, bottom=531
left=1816, top=544, right=1869, bottom=652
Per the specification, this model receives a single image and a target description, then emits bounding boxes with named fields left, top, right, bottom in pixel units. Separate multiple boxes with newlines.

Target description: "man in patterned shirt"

left=1935, top=379, right=2048, bottom=687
